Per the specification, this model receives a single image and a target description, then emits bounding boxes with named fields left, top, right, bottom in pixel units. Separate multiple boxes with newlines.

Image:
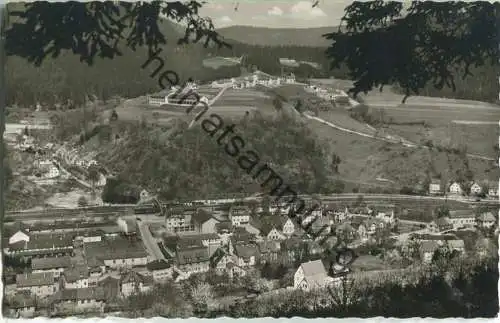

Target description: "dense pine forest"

left=6, top=17, right=498, bottom=110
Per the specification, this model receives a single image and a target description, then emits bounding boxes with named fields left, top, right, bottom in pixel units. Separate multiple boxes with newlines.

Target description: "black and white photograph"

left=1, top=0, right=499, bottom=319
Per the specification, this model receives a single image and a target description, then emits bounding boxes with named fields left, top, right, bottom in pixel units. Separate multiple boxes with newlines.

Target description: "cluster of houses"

left=429, top=179, right=498, bottom=198
left=210, top=71, right=296, bottom=89
left=304, top=84, right=351, bottom=106
left=154, top=204, right=398, bottom=288
left=3, top=217, right=152, bottom=317
left=4, top=198, right=497, bottom=317
left=427, top=209, right=497, bottom=232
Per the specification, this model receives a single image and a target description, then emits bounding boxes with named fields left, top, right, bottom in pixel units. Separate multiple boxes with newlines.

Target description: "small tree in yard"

left=190, top=282, right=214, bottom=315
left=77, top=195, right=88, bottom=207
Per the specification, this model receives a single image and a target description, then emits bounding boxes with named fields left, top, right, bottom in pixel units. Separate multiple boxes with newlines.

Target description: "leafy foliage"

left=324, top=1, right=499, bottom=102
left=97, top=113, right=338, bottom=201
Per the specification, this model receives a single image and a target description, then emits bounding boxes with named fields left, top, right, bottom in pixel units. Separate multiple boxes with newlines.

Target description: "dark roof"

left=63, top=266, right=90, bottom=282
left=53, top=287, right=106, bottom=302
left=234, top=243, right=259, bottom=259
left=26, top=220, right=116, bottom=232
left=10, top=234, right=73, bottom=251
left=16, top=272, right=54, bottom=287
left=121, top=271, right=154, bottom=285
left=31, top=256, right=72, bottom=270
left=84, top=237, right=148, bottom=260
left=449, top=210, right=474, bottom=218
left=146, top=260, right=172, bottom=271
left=191, top=209, right=216, bottom=225
left=215, top=221, right=233, bottom=233
left=7, top=292, right=36, bottom=309
left=176, top=246, right=209, bottom=265
left=420, top=240, right=440, bottom=253
left=258, top=241, right=280, bottom=254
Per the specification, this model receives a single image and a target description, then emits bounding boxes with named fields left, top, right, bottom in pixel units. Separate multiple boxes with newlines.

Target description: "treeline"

left=96, top=112, right=340, bottom=201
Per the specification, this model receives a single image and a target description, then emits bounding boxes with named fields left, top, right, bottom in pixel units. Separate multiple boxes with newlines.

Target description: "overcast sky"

left=200, top=0, right=357, bottom=29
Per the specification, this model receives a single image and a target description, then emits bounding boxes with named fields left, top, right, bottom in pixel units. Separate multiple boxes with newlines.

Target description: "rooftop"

left=63, top=266, right=90, bottom=282
left=176, top=246, right=209, bottom=265
left=84, top=237, right=148, bottom=261
left=146, top=260, right=172, bottom=271
left=234, top=243, right=259, bottom=259
left=449, top=210, right=475, bottom=218
left=16, top=272, right=54, bottom=288
left=10, top=234, right=73, bottom=251
left=31, top=256, right=72, bottom=270
left=52, top=287, right=106, bottom=302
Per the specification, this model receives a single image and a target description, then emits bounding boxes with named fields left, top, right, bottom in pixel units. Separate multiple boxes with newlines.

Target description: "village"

left=3, top=182, right=498, bottom=317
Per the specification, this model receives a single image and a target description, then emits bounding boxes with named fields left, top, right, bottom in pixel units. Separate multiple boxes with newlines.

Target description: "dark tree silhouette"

left=323, top=1, right=499, bottom=102
left=5, top=1, right=229, bottom=66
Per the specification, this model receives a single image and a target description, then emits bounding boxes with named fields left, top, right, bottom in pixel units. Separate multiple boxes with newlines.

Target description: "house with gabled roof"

left=16, top=272, right=57, bottom=298
left=32, top=256, right=72, bottom=278
left=175, top=245, right=210, bottom=275
left=120, top=271, right=154, bottom=297
left=257, top=240, right=281, bottom=264
left=210, top=247, right=234, bottom=272
left=488, top=182, right=498, bottom=197
left=470, top=182, right=483, bottom=196
left=5, top=292, right=36, bottom=318
left=429, top=179, right=442, bottom=195
left=62, top=266, right=90, bottom=289
left=448, top=210, right=476, bottom=228
left=293, top=259, right=336, bottom=291
left=50, top=287, right=106, bottom=315
left=446, top=239, right=465, bottom=254
left=232, top=243, right=259, bottom=267
left=448, top=182, right=463, bottom=196
left=229, top=205, right=251, bottom=227
left=477, top=211, right=496, bottom=229
left=9, top=229, right=30, bottom=245
left=419, top=240, right=440, bottom=263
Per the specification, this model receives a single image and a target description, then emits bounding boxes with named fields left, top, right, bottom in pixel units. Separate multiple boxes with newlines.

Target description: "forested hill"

left=5, top=7, right=499, bottom=109
left=217, top=26, right=335, bottom=47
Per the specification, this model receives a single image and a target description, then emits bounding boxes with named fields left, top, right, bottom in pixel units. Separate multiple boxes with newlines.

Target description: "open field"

left=202, top=56, right=241, bottom=69
left=309, top=79, right=500, bottom=159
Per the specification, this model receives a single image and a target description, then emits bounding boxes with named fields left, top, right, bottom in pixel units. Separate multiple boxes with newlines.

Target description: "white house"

left=294, top=260, right=335, bottom=291
left=282, top=218, right=295, bottom=236
left=147, top=95, right=168, bottom=106
left=448, top=182, right=463, bottom=195
left=36, top=160, right=60, bottom=179
left=9, top=230, right=30, bottom=245
left=429, top=180, right=442, bottom=195
left=470, top=182, right=482, bottom=195
left=285, top=73, right=296, bottom=84
left=229, top=206, right=250, bottom=227
left=375, top=211, right=395, bottom=225
left=488, top=182, right=498, bottom=197
left=448, top=210, right=476, bottom=228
